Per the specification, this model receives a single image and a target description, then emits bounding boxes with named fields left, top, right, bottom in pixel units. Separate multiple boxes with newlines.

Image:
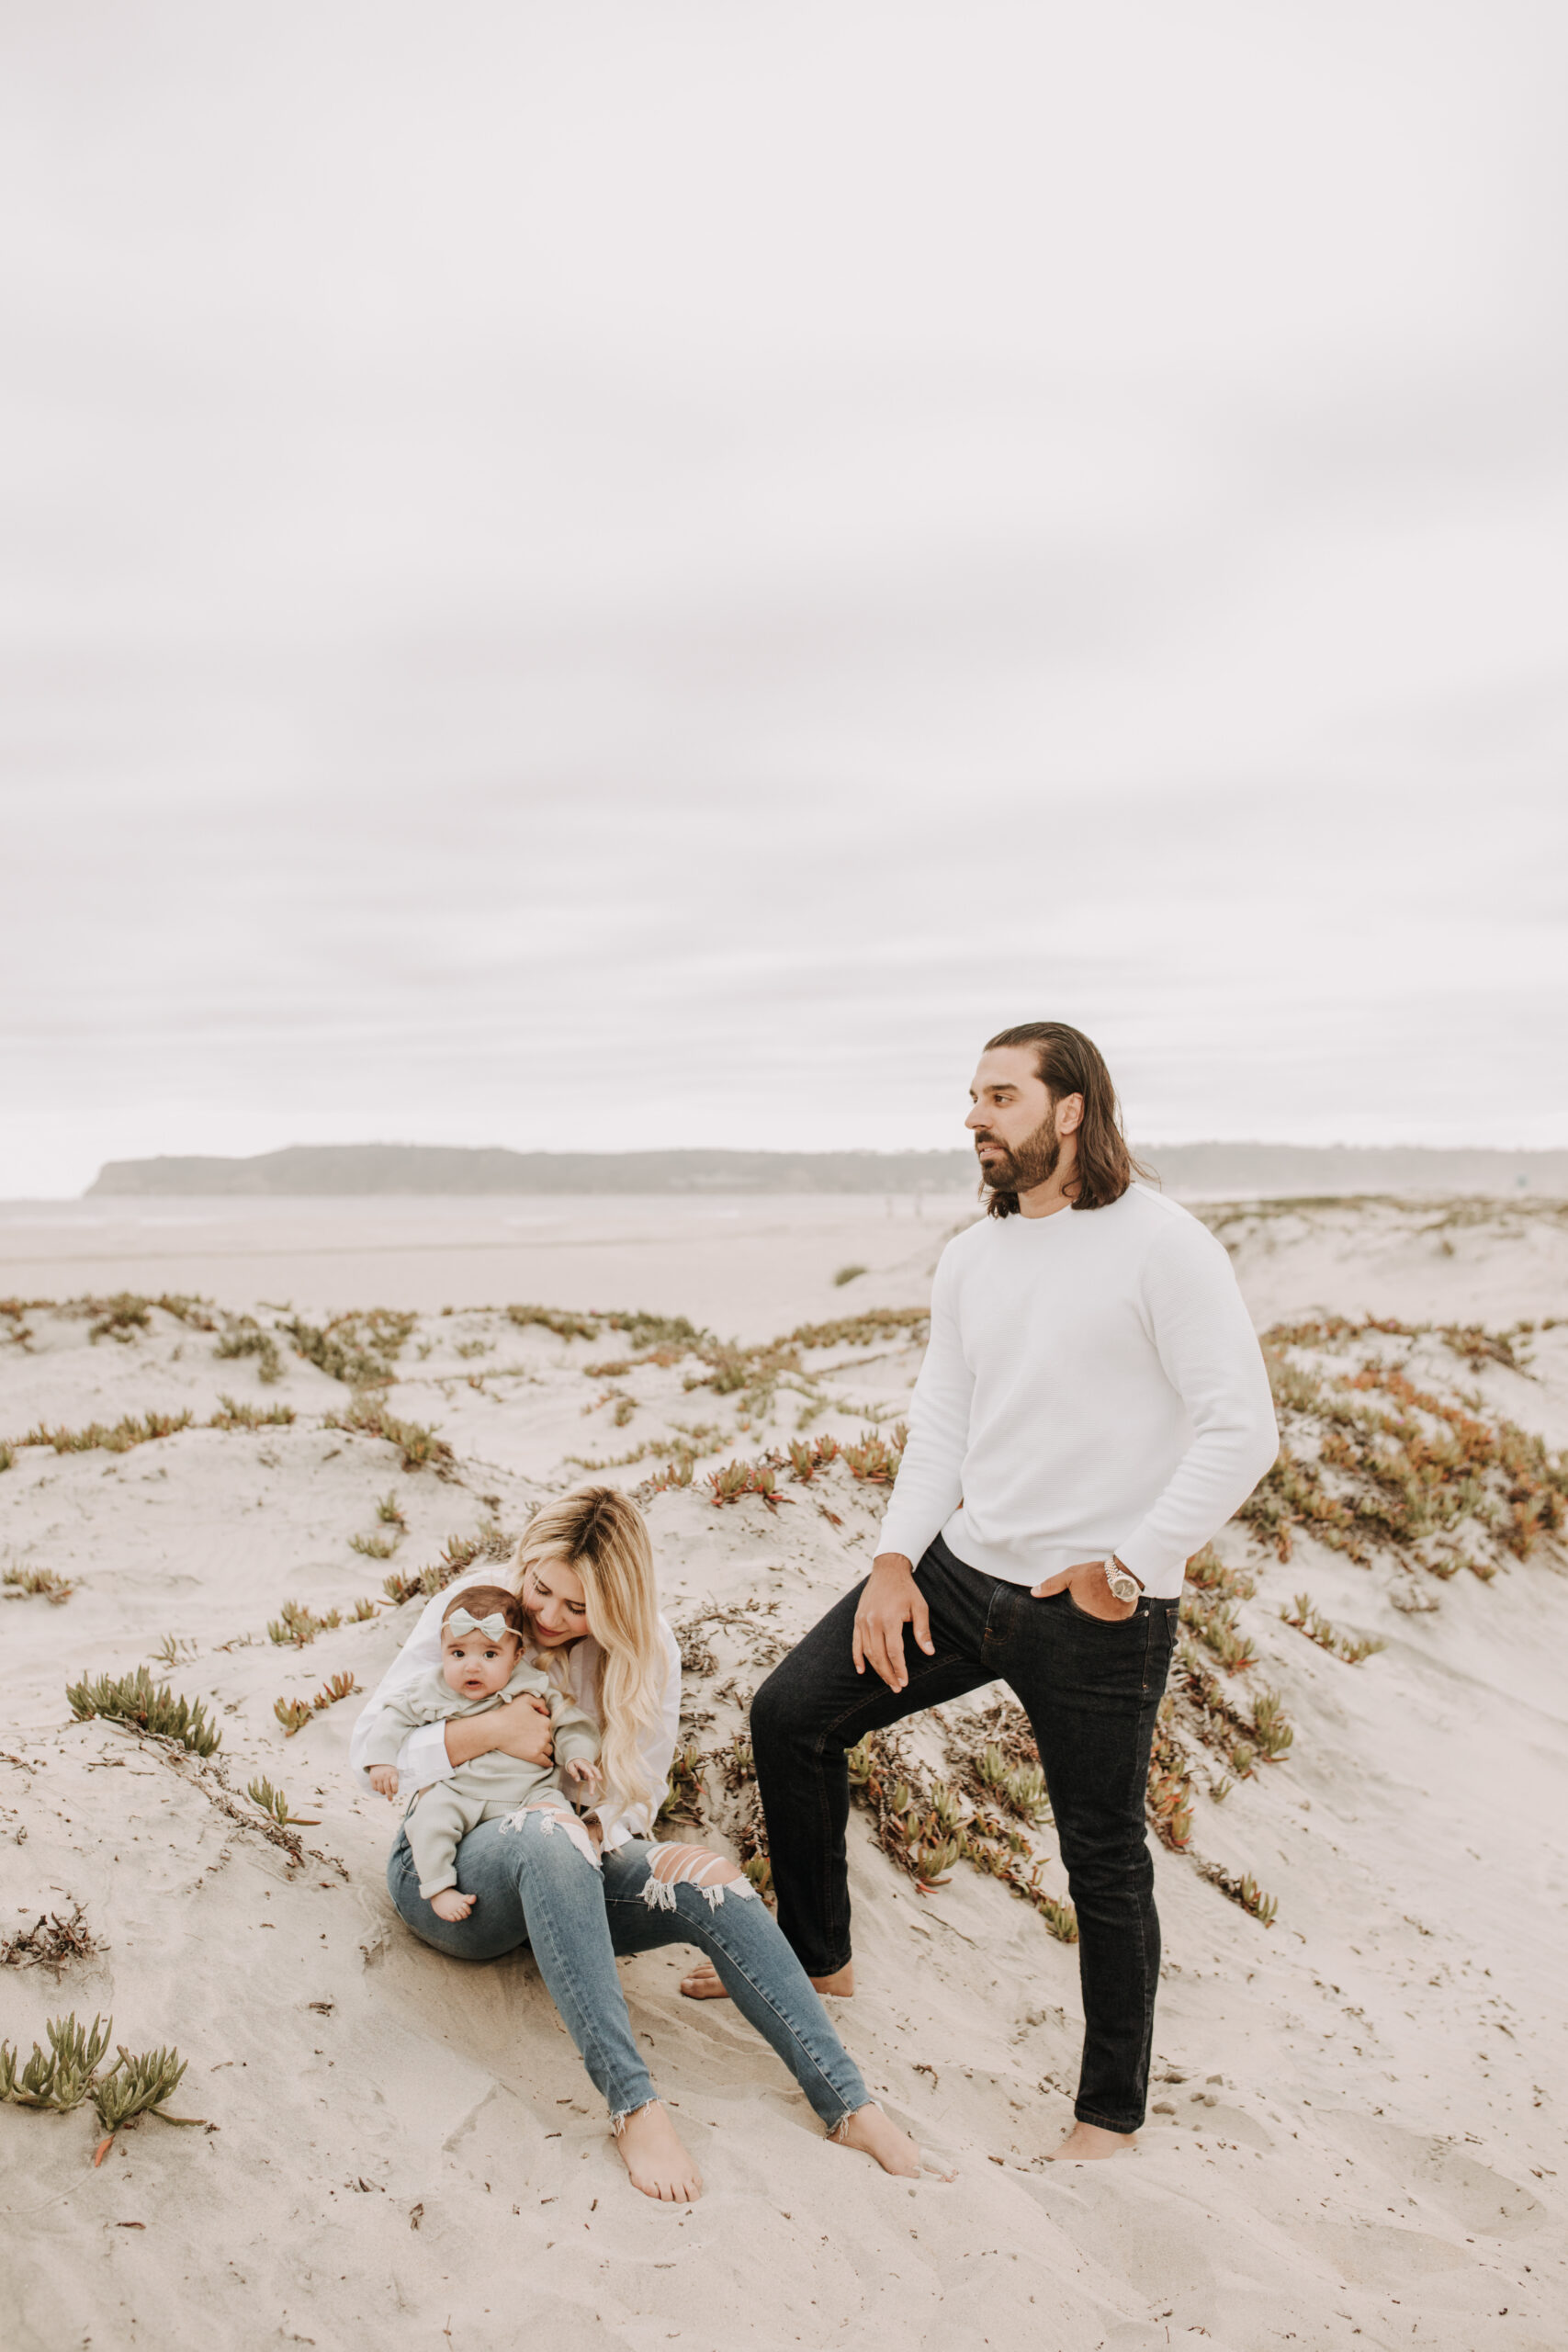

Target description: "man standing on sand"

left=686, top=1021, right=1277, bottom=2163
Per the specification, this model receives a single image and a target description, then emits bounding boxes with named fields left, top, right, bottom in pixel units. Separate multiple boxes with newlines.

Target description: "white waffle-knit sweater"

left=876, top=1185, right=1278, bottom=1600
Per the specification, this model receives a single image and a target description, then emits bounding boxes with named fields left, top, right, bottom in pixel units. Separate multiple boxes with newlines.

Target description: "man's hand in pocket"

left=1031, top=1558, right=1139, bottom=1621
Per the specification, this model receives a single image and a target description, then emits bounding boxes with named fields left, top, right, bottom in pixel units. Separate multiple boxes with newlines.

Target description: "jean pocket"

left=1057, top=1586, right=1144, bottom=1630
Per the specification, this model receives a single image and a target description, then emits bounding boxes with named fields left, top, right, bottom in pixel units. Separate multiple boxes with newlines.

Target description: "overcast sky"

left=4, top=2, right=1565, bottom=1195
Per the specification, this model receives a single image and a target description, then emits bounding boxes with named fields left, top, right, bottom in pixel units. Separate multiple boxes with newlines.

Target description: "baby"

left=365, top=1584, right=602, bottom=1922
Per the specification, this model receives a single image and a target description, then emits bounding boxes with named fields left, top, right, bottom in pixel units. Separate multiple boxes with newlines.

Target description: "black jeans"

left=750, top=1533, right=1178, bottom=2134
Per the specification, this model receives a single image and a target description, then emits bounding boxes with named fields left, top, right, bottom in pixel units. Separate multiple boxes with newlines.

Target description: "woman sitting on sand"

left=350, top=1485, right=942, bottom=2203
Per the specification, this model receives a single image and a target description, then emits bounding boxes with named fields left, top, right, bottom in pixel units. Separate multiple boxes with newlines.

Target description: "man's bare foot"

left=832, top=2103, right=955, bottom=2181
left=679, top=1958, right=855, bottom=2001
left=1046, top=2120, right=1137, bottom=2162
left=809, top=1962, right=855, bottom=1996
left=678, top=1960, right=729, bottom=1999
left=430, top=1887, right=475, bottom=1922
left=615, top=2101, right=703, bottom=2202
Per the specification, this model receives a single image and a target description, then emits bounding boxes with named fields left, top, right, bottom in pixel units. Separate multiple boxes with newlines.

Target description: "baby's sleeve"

left=547, top=1688, right=601, bottom=1770
left=361, top=1688, right=418, bottom=1770
left=361, top=1679, right=445, bottom=1770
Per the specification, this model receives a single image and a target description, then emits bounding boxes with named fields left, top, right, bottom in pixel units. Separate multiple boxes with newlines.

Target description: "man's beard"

left=976, top=1105, right=1061, bottom=1195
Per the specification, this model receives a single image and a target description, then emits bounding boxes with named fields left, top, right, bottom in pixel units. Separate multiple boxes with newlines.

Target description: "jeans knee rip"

left=499, top=1802, right=601, bottom=1871
left=639, top=1874, right=755, bottom=1914
left=646, top=1844, right=754, bottom=1903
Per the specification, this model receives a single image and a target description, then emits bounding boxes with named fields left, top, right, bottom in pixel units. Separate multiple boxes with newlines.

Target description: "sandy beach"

left=0, top=1194, right=974, bottom=1341
left=9, top=1, right=1567, bottom=2342
left=3, top=1192, right=1566, bottom=2349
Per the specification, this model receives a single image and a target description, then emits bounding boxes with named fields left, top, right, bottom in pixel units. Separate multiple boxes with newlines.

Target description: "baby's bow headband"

left=446, top=1608, right=510, bottom=1640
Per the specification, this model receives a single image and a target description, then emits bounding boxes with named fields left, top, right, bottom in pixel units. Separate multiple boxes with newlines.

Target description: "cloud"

left=2, top=3, right=1565, bottom=1191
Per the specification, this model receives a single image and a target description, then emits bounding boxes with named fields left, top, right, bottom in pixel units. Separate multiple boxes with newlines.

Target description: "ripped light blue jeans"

left=386, top=1815, right=871, bottom=2132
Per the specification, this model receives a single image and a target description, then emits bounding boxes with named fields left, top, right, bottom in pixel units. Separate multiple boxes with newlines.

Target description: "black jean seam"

left=1072, top=1631, right=1169, bottom=2130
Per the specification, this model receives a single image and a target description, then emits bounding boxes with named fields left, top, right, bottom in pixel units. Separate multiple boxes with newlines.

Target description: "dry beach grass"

left=2, top=1197, right=1567, bottom=2348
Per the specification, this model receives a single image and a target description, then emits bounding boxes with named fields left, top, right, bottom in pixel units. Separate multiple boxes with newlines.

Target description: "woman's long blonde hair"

left=510, top=1487, right=663, bottom=1822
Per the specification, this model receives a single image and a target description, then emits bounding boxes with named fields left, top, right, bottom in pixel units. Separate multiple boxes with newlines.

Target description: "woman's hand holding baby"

left=443, top=1691, right=554, bottom=1770
left=368, top=1765, right=400, bottom=1801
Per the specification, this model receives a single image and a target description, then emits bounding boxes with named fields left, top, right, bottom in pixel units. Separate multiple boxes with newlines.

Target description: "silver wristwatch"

left=1102, top=1555, right=1143, bottom=1605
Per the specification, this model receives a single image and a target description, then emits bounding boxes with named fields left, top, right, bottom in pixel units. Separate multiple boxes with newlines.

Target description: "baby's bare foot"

left=430, top=1887, right=475, bottom=1922
left=615, top=2102, right=703, bottom=2202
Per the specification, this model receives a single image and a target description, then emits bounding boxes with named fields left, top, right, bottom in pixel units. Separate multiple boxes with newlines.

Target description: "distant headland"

left=84, top=1142, right=1568, bottom=1198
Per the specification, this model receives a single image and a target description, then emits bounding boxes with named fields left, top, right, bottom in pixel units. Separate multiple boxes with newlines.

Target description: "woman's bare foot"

left=833, top=2103, right=956, bottom=2181
left=615, top=2101, right=703, bottom=2202
left=1046, top=2120, right=1137, bottom=2162
left=430, top=1887, right=475, bottom=1922
left=679, top=1958, right=855, bottom=2001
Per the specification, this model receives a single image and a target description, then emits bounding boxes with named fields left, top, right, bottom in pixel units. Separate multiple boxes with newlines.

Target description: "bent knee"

left=648, top=1842, right=742, bottom=1888
left=748, top=1667, right=795, bottom=1748
left=1060, top=1843, right=1156, bottom=1894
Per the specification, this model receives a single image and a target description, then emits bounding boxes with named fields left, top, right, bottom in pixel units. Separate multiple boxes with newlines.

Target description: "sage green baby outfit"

left=364, top=1657, right=600, bottom=1898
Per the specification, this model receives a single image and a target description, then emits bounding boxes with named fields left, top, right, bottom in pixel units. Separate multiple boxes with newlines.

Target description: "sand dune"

left=2, top=1198, right=1565, bottom=2349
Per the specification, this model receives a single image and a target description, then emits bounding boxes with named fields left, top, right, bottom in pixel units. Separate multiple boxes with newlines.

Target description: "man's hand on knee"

left=852, top=1555, right=934, bottom=1692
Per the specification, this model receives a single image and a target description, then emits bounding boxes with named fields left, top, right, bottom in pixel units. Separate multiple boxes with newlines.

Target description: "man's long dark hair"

left=982, top=1021, right=1146, bottom=1216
